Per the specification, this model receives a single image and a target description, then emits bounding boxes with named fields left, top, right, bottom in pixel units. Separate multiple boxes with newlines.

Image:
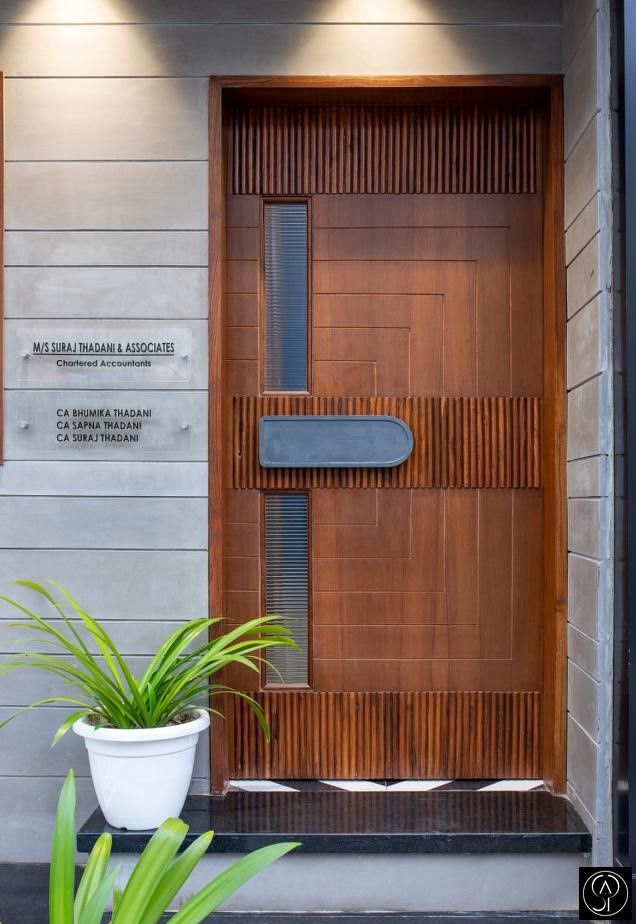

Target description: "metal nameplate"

left=259, top=415, right=414, bottom=468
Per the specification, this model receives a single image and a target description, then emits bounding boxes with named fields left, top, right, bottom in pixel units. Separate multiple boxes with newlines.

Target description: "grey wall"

left=113, top=851, right=586, bottom=913
left=0, top=6, right=212, bottom=862
left=563, top=0, right=616, bottom=865
left=0, top=0, right=571, bottom=863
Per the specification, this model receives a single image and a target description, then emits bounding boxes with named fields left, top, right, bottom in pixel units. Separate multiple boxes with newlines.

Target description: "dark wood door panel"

left=313, top=624, right=482, bottom=660
left=312, top=657, right=518, bottom=692
left=312, top=193, right=528, bottom=228
left=314, top=294, right=444, bottom=396
left=313, top=490, right=444, bottom=593
left=224, top=193, right=544, bottom=397
left=312, top=590, right=447, bottom=626
left=313, top=259, right=504, bottom=396
left=313, top=225, right=511, bottom=260
left=222, top=101, right=547, bottom=780
left=310, top=488, right=542, bottom=693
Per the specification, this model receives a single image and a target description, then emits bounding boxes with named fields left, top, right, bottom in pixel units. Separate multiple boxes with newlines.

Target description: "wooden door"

left=223, top=100, right=545, bottom=780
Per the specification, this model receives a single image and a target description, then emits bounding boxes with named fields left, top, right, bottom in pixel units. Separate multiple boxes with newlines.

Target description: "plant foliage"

left=48, top=769, right=298, bottom=924
left=0, top=580, right=297, bottom=743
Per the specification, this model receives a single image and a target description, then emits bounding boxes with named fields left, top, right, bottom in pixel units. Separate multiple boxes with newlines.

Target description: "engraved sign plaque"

left=7, top=320, right=207, bottom=389
left=5, top=391, right=207, bottom=461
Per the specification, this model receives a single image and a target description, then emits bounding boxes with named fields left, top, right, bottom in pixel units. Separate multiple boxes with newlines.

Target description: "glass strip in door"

left=263, top=202, right=308, bottom=391
left=264, top=493, right=309, bottom=685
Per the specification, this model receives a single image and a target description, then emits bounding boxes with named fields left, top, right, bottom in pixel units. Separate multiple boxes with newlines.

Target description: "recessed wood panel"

left=313, top=625, right=481, bottom=660
left=231, top=103, right=540, bottom=195
left=312, top=590, right=448, bottom=626
left=229, top=691, right=541, bottom=779
left=233, top=395, right=542, bottom=489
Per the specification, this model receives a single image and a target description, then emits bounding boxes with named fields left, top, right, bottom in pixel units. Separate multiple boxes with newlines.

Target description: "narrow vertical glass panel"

left=264, top=494, right=309, bottom=685
left=264, top=203, right=308, bottom=391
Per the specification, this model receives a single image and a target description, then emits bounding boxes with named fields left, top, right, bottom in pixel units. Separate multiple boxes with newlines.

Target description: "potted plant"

left=46, top=769, right=298, bottom=923
left=0, top=580, right=296, bottom=831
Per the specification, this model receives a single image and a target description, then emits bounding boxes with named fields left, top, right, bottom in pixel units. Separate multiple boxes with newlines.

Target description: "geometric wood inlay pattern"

left=229, top=690, right=542, bottom=779
left=233, top=395, right=542, bottom=489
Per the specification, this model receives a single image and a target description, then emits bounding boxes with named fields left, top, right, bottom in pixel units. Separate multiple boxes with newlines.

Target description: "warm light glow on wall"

left=0, top=0, right=163, bottom=74
left=17, top=0, right=505, bottom=26
left=320, top=0, right=456, bottom=23
left=21, top=0, right=133, bottom=24
left=282, top=0, right=473, bottom=76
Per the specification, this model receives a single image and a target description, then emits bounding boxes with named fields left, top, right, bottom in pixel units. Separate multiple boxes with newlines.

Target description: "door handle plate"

left=259, top=415, right=414, bottom=468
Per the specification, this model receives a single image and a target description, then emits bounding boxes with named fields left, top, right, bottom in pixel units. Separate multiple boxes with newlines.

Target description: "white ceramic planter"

left=73, top=710, right=210, bottom=830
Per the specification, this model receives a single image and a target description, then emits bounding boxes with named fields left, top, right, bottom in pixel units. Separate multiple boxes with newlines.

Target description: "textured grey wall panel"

left=563, top=13, right=600, bottom=158
left=0, top=707, right=98, bottom=775
left=0, top=707, right=209, bottom=785
left=6, top=163, right=208, bottom=230
left=563, top=0, right=596, bottom=67
left=566, top=194, right=601, bottom=265
left=0, top=24, right=562, bottom=77
left=564, top=116, right=599, bottom=230
left=5, top=267, right=208, bottom=319
left=563, top=0, right=614, bottom=864
left=0, top=776, right=96, bottom=861
left=5, top=231, right=208, bottom=267
left=0, top=461, right=208, bottom=496
left=0, top=497, right=208, bottom=549
left=112, top=852, right=584, bottom=914
left=0, top=617, right=200, bottom=655
left=568, top=456, right=608, bottom=499
left=0, top=550, right=208, bottom=619
left=0, top=658, right=150, bottom=704
left=6, top=78, right=208, bottom=160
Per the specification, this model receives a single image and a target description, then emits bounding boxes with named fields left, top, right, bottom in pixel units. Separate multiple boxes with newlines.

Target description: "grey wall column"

left=563, top=0, right=616, bottom=864
left=621, top=0, right=636, bottom=875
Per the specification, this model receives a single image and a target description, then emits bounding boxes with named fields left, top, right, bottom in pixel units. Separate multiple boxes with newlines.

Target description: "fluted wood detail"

left=233, top=395, right=542, bottom=489
left=229, top=691, right=542, bottom=779
left=231, top=103, right=539, bottom=195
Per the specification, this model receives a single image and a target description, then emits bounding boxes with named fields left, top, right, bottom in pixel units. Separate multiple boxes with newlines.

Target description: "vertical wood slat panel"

left=229, top=691, right=542, bottom=779
left=233, top=396, right=542, bottom=489
left=231, top=103, right=539, bottom=195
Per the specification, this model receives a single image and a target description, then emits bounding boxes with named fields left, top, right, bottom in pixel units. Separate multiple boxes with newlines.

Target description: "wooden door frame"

left=0, top=71, right=4, bottom=464
left=209, top=75, right=566, bottom=795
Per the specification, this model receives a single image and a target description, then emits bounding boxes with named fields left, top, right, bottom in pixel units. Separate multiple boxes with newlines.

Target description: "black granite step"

left=77, top=789, right=591, bottom=855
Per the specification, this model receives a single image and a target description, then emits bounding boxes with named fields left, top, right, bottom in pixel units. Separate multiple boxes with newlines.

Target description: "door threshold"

left=227, top=778, right=547, bottom=793
left=78, top=787, right=590, bottom=856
